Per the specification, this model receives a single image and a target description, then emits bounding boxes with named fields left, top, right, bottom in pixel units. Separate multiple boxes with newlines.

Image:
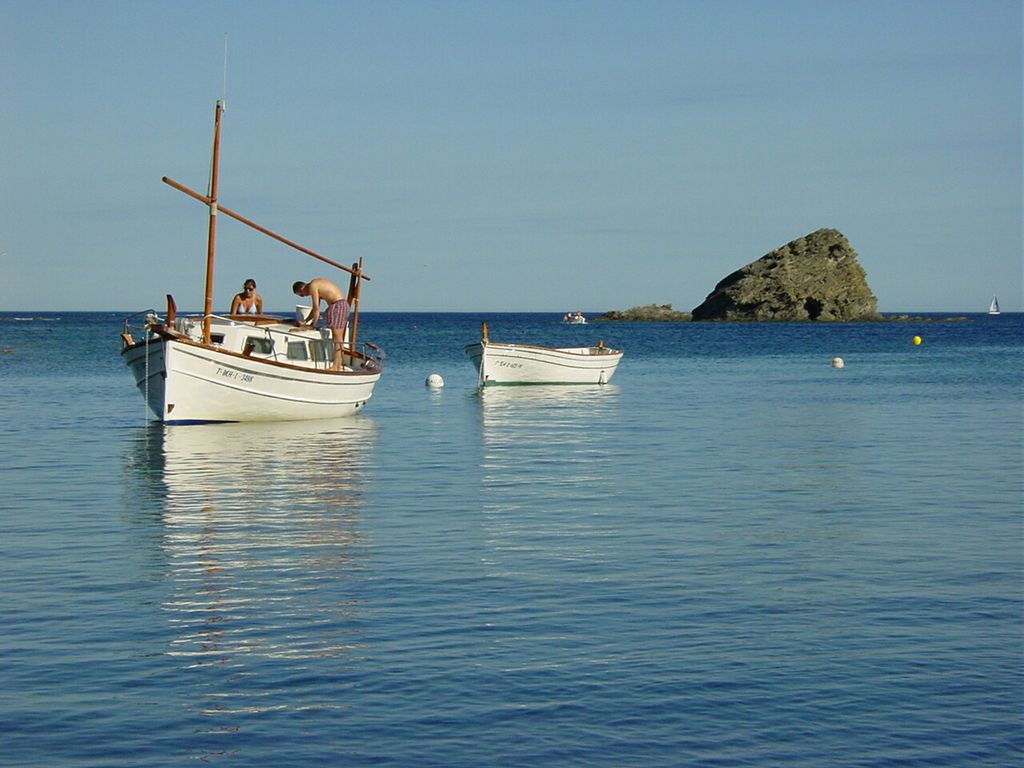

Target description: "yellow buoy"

left=912, top=336, right=922, bottom=345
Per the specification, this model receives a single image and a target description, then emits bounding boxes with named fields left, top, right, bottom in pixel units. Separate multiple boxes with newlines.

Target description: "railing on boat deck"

left=122, top=310, right=382, bottom=372
left=121, top=309, right=160, bottom=348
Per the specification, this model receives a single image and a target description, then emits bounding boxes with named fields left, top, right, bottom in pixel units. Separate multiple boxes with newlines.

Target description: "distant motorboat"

left=465, top=323, right=622, bottom=386
left=989, top=295, right=1000, bottom=315
left=562, top=311, right=587, bottom=324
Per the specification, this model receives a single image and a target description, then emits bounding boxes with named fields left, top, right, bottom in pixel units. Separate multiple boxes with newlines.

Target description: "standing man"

left=293, top=278, right=349, bottom=371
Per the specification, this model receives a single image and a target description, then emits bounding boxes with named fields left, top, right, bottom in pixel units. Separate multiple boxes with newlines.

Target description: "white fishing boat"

left=561, top=311, right=587, bottom=324
left=989, top=295, right=1000, bottom=315
left=120, top=100, right=383, bottom=424
left=465, top=323, right=623, bottom=386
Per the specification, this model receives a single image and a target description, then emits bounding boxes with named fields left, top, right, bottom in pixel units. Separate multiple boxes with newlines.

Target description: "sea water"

left=0, top=311, right=1021, bottom=767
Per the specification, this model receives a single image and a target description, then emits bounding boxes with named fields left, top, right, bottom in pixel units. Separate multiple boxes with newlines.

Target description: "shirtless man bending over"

left=293, top=278, right=349, bottom=371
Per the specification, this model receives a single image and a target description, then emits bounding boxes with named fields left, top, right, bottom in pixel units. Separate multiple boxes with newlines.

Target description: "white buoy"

left=831, top=357, right=844, bottom=369
left=425, top=373, right=444, bottom=388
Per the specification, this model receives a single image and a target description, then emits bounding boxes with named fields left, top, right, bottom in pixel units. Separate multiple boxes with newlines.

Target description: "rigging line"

left=144, top=330, right=150, bottom=423
left=222, top=33, right=229, bottom=104
left=207, top=35, right=228, bottom=199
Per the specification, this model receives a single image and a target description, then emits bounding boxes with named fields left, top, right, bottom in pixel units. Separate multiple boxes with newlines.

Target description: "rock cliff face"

left=690, top=228, right=880, bottom=322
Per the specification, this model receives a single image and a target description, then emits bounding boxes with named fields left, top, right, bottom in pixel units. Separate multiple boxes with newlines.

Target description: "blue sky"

left=1, top=0, right=1020, bottom=313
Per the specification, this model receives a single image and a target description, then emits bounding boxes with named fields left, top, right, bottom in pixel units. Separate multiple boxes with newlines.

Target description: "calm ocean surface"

left=0, top=311, right=1021, bottom=767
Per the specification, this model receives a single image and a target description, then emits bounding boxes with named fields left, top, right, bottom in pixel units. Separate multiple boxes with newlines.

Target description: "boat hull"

left=122, top=336, right=380, bottom=423
left=464, top=342, right=622, bottom=386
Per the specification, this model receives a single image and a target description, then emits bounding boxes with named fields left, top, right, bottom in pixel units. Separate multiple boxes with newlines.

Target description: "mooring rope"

left=144, top=329, right=150, bottom=423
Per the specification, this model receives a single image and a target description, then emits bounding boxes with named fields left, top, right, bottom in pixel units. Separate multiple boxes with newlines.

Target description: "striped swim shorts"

left=324, top=298, right=349, bottom=330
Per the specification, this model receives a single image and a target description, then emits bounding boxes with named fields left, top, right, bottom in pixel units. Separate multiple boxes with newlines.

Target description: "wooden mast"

left=167, top=101, right=370, bottom=348
left=202, top=100, right=225, bottom=344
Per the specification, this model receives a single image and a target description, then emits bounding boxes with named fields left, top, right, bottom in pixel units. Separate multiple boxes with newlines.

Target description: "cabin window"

left=210, top=334, right=225, bottom=344
left=287, top=341, right=309, bottom=361
left=309, top=340, right=333, bottom=362
left=245, top=337, right=275, bottom=355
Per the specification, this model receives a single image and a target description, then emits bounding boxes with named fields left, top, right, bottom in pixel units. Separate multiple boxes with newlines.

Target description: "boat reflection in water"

left=142, top=417, right=377, bottom=730
left=478, top=383, right=622, bottom=493
left=477, top=385, right=623, bottom=569
left=478, top=381, right=622, bottom=416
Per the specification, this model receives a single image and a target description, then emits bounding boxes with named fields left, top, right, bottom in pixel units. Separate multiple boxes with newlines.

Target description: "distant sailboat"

left=988, top=295, right=1000, bottom=315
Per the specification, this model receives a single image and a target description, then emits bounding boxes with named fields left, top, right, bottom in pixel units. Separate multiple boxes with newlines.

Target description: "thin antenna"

left=221, top=33, right=229, bottom=105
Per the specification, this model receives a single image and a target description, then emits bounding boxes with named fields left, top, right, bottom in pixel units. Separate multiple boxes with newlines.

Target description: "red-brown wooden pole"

left=161, top=176, right=370, bottom=280
left=201, top=100, right=224, bottom=344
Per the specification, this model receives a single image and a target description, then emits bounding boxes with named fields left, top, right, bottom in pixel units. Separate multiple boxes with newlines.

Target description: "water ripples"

left=1, top=313, right=1020, bottom=766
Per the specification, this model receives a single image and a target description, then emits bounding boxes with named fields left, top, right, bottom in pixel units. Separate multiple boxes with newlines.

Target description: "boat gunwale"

left=464, top=340, right=623, bottom=358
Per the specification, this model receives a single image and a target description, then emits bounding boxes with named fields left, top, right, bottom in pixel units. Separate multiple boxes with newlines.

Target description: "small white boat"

left=120, top=100, right=382, bottom=424
left=561, top=311, right=587, bottom=324
left=989, top=295, right=1001, bottom=315
left=465, top=323, right=623, bottom=386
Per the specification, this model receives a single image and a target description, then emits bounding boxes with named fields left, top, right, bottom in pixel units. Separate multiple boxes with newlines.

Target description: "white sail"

left=989, top=295, right=1000, bottom=315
